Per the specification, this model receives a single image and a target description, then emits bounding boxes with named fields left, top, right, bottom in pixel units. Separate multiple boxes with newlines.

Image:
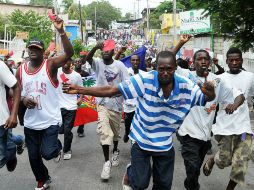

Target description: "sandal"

left=203, top=157, right=214, bottom=176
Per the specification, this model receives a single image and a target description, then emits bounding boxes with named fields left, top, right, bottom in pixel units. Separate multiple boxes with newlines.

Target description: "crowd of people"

left=1, top=16, right=254, bottom=190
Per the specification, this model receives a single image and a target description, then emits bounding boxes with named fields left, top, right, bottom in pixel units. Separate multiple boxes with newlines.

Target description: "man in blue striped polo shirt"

left=62, top=51, right=216, bottom=190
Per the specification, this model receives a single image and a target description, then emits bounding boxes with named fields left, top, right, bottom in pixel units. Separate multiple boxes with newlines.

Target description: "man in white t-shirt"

left=0, top=60, right=21, bottom=171
left=58, top=59, right=83, bottom=160
left=203, top=47, right=254, bottom=190
left=177, top=50, right=244, bottom=190
left=123, top=54, right=145, bottom=143
left=85, top=40, right=129, bottom=181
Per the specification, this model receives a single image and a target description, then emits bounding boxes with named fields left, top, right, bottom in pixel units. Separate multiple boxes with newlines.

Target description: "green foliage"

left=122, top=12, right=132, bottom=21
left=190, top=0, right=254, bottom=51
left=62, top=0, right=73, bottom=13
left=84, top=0, right=121, bottom=29
left=8, top=10, right=53, bottom=47
left=68, top=3, right=86, bottom=24
left=0, top=14, right=7, bottom=39
left=72, top=39, right=84, bottom=58
left=29, top=0, right=53, bottom=6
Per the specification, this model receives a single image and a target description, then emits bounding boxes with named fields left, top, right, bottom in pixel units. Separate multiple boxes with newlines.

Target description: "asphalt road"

left=0, top=120, right=254, bottom=190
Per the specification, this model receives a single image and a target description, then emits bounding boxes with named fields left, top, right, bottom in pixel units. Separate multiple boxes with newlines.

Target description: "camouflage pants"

left=214, top=134, right=252, bottom=185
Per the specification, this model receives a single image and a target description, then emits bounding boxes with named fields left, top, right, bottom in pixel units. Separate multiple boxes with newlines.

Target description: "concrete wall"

left=0, top=3, right=51, bottom=16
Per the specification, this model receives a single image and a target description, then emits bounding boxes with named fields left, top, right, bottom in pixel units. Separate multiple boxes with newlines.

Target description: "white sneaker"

left=111, top=150, right=120, bottom=166
left=101, top=160, right=112, bottom=180
left=43, top=176, right=52, bottom=189
left=63, top=151, right=72, bottom=160
left=35, top=187, right=45, bottom=190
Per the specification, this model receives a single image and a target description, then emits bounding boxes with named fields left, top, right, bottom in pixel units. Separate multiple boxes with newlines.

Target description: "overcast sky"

left=14, top=0, right=163, bottom=16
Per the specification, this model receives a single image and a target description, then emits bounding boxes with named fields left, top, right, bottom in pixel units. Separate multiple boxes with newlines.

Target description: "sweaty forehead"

left=157, top=57, right=176, bottom=67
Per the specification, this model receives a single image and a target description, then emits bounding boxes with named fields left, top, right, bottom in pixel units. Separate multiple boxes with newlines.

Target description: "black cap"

left=27, top=39, right=44, bottom=50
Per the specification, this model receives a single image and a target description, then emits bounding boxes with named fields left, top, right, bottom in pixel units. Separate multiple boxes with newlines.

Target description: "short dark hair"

left=156, top=51, right=176, bottom=66
left=131, top=54, right=140, bottom=60
left=193, top=49, right=210, bottom=61
left=177, top=58, right=189, bottom=69
left=226, top=47, right=242, bottom=58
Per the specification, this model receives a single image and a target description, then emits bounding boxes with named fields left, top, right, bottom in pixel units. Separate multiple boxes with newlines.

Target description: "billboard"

left=86, top=20, right=92, bottom=30
left=180, top=9, right=211, bottom=34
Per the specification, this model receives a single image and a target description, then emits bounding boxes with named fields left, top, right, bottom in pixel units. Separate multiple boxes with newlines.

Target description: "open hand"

left=180, top=34, right=192, bottom=44
left=62, top=82, right=79, bottom=94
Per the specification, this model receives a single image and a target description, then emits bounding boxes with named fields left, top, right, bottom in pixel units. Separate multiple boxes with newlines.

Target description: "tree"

left=29, top=0, right=53, bottom=7
left=0, top=0, right=13, bottom=3
left=0, top=14, right=7, bottom=39
left=68, top=3, right=86, bottom=23
left=190, top=0, right=254, bottom=51
left=84, top=0, right=121, bottom=29
left=123, top=12, right=133, bottom=21
left=62, top=0, right=73, bottom=13
left=8, top=10, right=54, bottom=47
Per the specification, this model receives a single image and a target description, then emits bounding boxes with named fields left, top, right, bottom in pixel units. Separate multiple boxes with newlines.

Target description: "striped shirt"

left=118, top=70, right=205, bottom=152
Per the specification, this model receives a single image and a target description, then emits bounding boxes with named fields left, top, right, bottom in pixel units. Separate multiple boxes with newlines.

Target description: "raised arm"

left=85, top=42, right=104, bottom=65
left=114, top=46, right=127, bottom=60
left=171, top=34, right=192, bottom=55
left=48, top=17, right=74, bottom=70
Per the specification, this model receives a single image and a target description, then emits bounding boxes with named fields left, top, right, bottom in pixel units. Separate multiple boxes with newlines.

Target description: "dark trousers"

left=124, top=111, right=135, bottom=136
left=128, top=143, right=175, bottom=190
left=60, top=108, right=76, bottom=153
left=0, top=125, right=16, bottom=168
left=24, top=125, right=62, bottom=182
left=180, top=135, right=212, bottom=190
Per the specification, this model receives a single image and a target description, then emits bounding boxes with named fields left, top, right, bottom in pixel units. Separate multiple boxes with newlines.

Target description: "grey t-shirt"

left=92, top=58, right=129, bottom=112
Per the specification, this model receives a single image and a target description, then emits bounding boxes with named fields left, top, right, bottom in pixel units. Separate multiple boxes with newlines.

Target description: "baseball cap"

left=27, top=39, right=45, bottom=50
left=102, top=39, right=115, bottom=52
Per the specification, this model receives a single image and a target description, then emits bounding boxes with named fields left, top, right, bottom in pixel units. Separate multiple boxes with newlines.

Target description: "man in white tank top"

left=16, top=16, right=74, bottom=190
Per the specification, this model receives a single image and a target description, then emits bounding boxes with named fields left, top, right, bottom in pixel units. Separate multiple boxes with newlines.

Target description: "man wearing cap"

left=16, top=16, right=73, bottom=190
left=85, top=40, right=129, bottom=181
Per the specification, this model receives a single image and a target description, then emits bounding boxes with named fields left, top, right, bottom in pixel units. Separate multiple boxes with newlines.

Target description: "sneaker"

left=6, top=156, right=17, bottom=172
left=63, top=151, right=72, bottom=160
left=78, top=133, right=85, bottom=138
left=122, top=164, right=132, bottom=190
left=53, top=150, right=62, bottom=163
left=43, top=176, right=52, bottom=189
left=17, top=141, right=25, bottom=155
left=101, top=160, right=111, bottom=180
left=35, top=181, right=45, bottom=190
left=112, top=150, right=120, bottom=166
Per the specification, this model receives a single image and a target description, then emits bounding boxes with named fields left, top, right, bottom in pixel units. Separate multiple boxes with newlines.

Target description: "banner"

left=86, top=20, right=92, bottom=30
left=74, top=76, right=98, bottom=126
left=180, top=9, right=211, bottom=34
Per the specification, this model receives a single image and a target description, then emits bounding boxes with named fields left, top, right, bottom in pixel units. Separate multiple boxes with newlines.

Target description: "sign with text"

left=180, top=9, right=211, bottom=34
left=85, top=20, right=92, bottom=30
left=16, top=31, right=29, bottom=39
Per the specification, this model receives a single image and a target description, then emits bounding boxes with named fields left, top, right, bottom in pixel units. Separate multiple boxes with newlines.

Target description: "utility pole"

left=173, top=0, right=177, bottom=45
left=79, top=1, right=84, bottom=42
left=133, top=0, right=136, bottom=19
left=146, top=0, right=149, bottom=42
left=95, top=7, right=97, bottom=34
left=137, top=0, right=140, bottom=19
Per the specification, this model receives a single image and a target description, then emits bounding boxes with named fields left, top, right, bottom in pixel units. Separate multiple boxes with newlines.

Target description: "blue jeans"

left=24, top=125, right=62, bottom=182
left=9, top=133, right=24, bottom=146
left=128, top=143, right=175, bottom=190
left=0, top=125, right=16, bottom=169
